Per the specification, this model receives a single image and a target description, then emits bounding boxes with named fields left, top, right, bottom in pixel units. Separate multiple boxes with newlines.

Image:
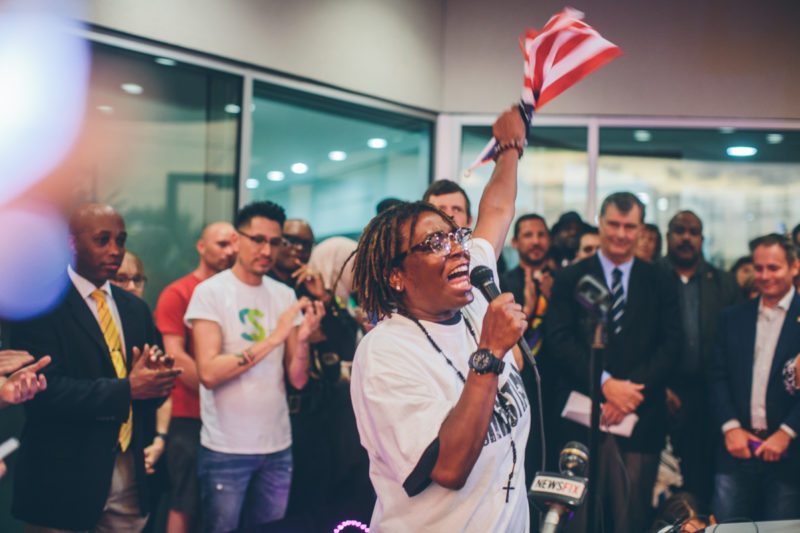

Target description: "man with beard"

left=657, top=210, right=739, bottom=507
left=500, top=214, right=557, bottom=488
left=186, top=202, right=324, bottom=531
left=550, top=211, right=585, bottom=267
left=154, top=221, right=236, bottom=533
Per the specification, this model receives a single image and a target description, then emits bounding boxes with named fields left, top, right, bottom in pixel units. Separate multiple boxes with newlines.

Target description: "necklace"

left=406, top=312, right=518, bottom=503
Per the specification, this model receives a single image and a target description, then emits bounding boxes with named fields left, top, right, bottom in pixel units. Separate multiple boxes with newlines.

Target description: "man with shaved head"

left=153, top=220, right=236, bottom=533
left=10, top=203, right=181, bottom=531
left=657, top=210, right=740, bottom=507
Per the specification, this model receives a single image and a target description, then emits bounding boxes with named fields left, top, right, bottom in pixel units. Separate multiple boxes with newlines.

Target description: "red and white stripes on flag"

left=467, top=7, right=621, bottom=173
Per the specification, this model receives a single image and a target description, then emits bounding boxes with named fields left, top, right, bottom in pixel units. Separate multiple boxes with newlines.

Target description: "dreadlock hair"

left=352, top=200, right=457, bottom=320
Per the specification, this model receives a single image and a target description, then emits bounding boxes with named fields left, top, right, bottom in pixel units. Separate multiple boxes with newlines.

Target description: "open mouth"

left=446, top=263, right=471, bottom=290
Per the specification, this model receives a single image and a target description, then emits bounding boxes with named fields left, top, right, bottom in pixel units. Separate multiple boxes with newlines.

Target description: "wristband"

left=493, top=139, right=526, bottom=161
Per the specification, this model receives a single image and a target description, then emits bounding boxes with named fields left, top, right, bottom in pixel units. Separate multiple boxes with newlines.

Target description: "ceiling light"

left=657, top=197, right=669, bottom=212
left=328, top=150, right=347, bottom=161
left=367, top=138, right=388, bottom=149
left=766, top=133, right=784, bottom=144
left=96, top=105, right=113, bottom=114
left=224, top=104, right=241, bottom=114
left=121, top=83, right=143, bottom=95
left=636, top=192, right=650, bottom=205
left=727, top=146, right=757, bottom=157
left=719, top=127, right=736, bottom=134
left=291, top=163, right=308, bottom=174
left=267, top=171, right=285, bottom=181
left=245, top=178, right=259, bottom=189
left=633, top=130, right=651, bottom=142
left=155, top=57, right=176, bottom=67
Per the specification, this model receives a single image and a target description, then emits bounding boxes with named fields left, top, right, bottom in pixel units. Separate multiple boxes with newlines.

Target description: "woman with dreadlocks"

left=350, top=107, right=531, bottom=532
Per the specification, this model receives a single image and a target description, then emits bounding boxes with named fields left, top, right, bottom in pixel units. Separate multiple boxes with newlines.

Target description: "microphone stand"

left=586, top=309, right=607, bottom=533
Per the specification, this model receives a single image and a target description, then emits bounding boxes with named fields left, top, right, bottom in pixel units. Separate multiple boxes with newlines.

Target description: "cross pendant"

left=502, top=481, right=514, bottom=502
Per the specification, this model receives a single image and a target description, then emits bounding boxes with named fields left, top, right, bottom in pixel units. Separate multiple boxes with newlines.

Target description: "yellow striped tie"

left=91, top=289, right=132, bottom=452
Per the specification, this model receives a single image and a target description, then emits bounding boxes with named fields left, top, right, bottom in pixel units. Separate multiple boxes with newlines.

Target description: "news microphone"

left=469, top=265, right=536, bottom=369
left=529, top=442, right=589, bottom=533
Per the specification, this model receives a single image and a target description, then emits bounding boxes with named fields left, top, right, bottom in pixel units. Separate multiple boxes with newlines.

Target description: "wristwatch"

left=469, top=349, right=505, bottom=375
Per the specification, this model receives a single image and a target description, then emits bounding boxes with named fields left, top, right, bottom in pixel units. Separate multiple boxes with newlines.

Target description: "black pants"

left=669, top=384, right=716, bottom=507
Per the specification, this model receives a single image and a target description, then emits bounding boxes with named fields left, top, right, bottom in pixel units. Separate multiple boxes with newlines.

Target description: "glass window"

left=460, top=125, right=589, bottom=264
left=80, top=43, right=242, bottom=305
left=598, top=127, right=800, bottom=266
left=245, top=82, right=433, bottom=240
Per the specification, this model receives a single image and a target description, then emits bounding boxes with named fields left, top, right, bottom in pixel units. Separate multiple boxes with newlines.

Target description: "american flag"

left=467, top=8, right=621, bottom=173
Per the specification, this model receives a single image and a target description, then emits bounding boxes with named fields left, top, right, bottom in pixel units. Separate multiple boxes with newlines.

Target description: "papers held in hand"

left=561, top=391, right=638, bottom=437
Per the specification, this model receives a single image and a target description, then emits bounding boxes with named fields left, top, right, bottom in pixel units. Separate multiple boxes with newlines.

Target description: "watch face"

left=471, top=350, right=492, bottom=372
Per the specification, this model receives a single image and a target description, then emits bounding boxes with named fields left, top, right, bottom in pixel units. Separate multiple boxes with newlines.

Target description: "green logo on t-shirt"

left=239, top=308, right=266, bottom=341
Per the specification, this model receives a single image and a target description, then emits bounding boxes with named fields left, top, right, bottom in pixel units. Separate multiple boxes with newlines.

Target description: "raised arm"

left=472, top=106, right=527, bottom=259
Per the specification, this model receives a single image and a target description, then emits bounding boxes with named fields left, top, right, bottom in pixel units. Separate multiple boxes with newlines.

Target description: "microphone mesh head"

left=469, top=265, right=494, bottom=286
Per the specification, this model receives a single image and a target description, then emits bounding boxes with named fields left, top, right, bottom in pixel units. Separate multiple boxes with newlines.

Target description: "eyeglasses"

left=113, top=275, right=147, bottom=287
left=283, top=234, right=314, bottom=252
left=392, top=227, right=472, bottom=265
left=237, top=230, right=286, bottom=248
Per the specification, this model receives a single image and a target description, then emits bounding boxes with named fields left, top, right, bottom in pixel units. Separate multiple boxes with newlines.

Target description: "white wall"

left=84, top=0, right=800, bottom=119
left=84, top=0, right=446, bottom=110
left=442, top=0, right=800, bottom=119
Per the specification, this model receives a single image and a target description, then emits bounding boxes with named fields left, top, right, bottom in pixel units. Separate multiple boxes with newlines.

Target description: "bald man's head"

left=197, top=221, right=236, bottom=273
left=69, top=203, right=127, bottom=286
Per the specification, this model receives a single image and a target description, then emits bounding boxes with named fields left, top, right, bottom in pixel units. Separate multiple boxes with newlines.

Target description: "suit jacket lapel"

left=768, top=293, right=800, bottom=383
left=65, top=284, right=117, bottom=376
left=621, top=259, right=644, bottom=331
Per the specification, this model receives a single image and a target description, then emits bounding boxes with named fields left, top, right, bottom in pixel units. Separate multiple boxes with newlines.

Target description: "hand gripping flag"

left=466, top=7, right=621, bottom=173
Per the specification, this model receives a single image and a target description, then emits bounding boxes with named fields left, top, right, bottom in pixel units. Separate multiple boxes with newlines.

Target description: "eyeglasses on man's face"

left=237, top=230, right=286, bottom=248
left=392, top=227, right=472, bottom=265
left=113, top=274, right=147, bottom=287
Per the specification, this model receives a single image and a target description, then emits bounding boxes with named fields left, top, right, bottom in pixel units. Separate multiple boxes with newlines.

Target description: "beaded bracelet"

left=494, top=139, right=526, bottom=161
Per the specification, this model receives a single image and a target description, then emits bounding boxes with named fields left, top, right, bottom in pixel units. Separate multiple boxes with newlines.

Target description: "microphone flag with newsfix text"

left=466, top=7, right=622, bottom=174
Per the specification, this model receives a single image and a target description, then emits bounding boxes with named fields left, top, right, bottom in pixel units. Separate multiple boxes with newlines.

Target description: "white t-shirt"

left=185, top=269, right=298, bottom=454
left=351, top=238, right=531, bottom=532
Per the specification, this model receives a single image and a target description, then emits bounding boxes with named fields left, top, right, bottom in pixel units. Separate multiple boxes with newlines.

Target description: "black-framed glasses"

left=392, top=227, right=472, bottom=265
left=283, top=234, right=314, bottom=252
left=113, top=274, right=147, bottom=287
left=237, top=230, right=286, bottom=248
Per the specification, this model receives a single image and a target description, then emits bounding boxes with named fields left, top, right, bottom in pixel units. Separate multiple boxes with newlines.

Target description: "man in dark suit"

left=710, top=233, right=800, bottom=521
left=546, top=192, right=681, bottom=533
left=9, top=203, right=181, bottom=532
left=657, top=210, right=740, bottom=506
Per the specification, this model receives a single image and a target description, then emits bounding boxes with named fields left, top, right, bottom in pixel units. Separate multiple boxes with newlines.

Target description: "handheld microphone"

left=529, top=442, right=589, bottom=533
left=469, top=265, right=536, bottom=369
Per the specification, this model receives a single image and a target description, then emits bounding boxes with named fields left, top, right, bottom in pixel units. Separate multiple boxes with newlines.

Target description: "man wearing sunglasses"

left=185, top=201, right=325, bottom=532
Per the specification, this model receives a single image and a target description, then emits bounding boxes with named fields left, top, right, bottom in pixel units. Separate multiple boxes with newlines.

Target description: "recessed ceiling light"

left=121, top=83, right=143, bottom=95
left=727, top=146, right=757, bottom=157
left=96, top=105, right=113, bottom=114
left=291, top=163, right=308, bottom=174
left=155, top=57, right=177, bottom=67
left=766, top=133, right=784, bottom=144
left=245, top=178, right=259, bottom=189
left=633, top=130, right=651, bottom=142
left=367, top=138, right=388, bottom=149
left=267, top=171, right=285, bottom=181
left=328, top=151, right=347, bottom=161
left=719, top=127, right=736, bottom=134
left=224, top=104, right=241, bottom=114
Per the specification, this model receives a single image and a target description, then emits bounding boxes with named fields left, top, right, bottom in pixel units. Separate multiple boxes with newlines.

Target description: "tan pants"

left=25, top=448, right=149, bottom=533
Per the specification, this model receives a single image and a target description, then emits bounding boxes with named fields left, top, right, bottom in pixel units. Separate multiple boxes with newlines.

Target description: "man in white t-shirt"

left=185, top=201, right=324, bottom=532
left=350, top=107, right=531, bottom=532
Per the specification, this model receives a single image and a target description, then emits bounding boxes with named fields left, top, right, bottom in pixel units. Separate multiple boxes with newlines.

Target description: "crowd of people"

left=0, top=109, right=799, bottom=532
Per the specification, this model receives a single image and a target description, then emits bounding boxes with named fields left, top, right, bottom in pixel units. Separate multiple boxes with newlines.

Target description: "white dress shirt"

left=722, top=287, right=796, bottom=439
left=68, top=265, right=126, bottom=352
